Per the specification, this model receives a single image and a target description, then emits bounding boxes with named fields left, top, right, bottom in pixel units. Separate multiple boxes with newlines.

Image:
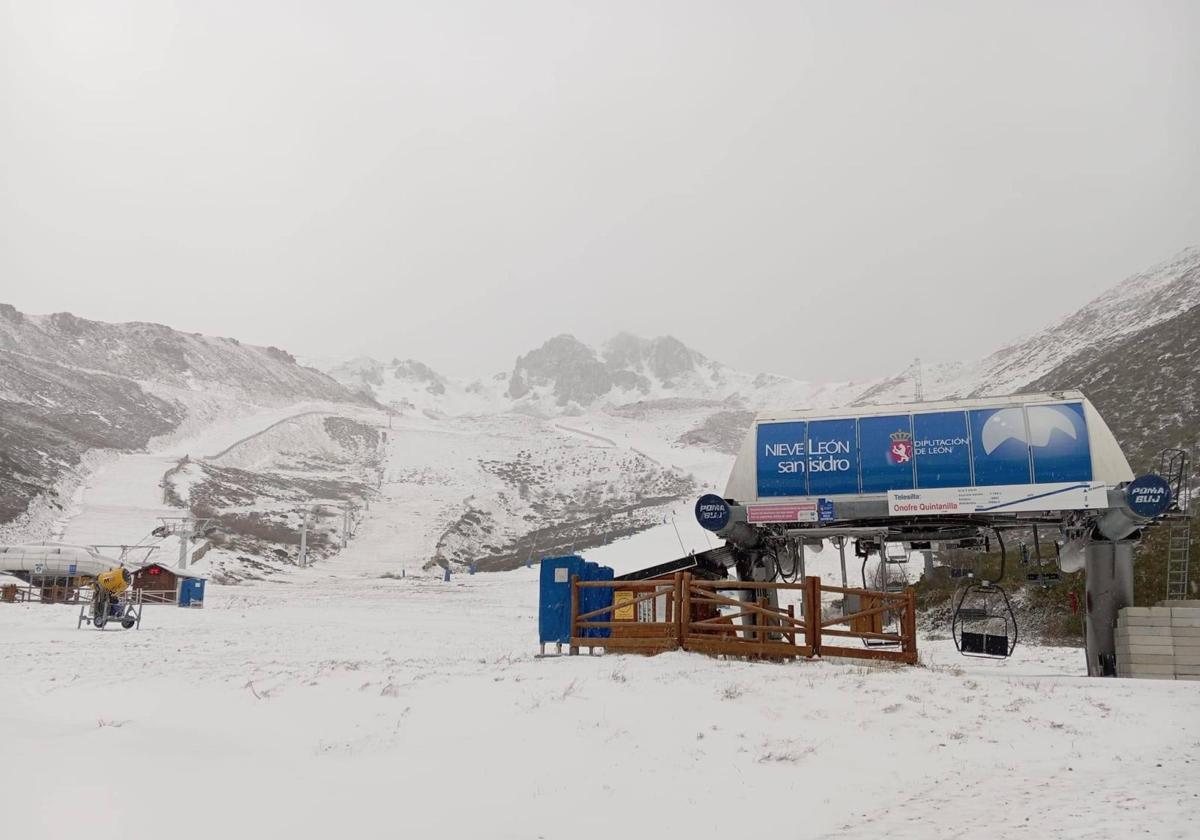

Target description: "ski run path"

left=3, top=409, right=1199, bottom=840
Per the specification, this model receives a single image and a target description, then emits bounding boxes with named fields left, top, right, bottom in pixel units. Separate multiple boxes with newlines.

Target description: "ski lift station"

left=539, top=391, right=1186, bottom=677
left=701, top=390, right=1181, bottom=676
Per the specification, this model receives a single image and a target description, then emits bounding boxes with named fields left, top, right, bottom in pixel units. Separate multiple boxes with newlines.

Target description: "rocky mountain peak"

left=507, top=334, right=611, bottom=404
left=391, top=359, right=447, bottom=395
left=602, top=333, right=706, bottom=384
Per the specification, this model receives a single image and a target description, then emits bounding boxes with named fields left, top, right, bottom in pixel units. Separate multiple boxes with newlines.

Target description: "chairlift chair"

left=1024, top=525, right=1062, bottom=588
left=858, top=554, right=903, bottom=648
left=952, top=583, right=1018, bottom=657
left=951, top=529, right=1019, bottom=659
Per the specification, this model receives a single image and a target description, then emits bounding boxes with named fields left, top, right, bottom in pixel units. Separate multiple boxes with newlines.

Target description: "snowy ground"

left=4, top=407, right=1199, bottom=839
left=4, top=501, right=1199, bottom=838
left=3, top=566, right=1198, bottom=840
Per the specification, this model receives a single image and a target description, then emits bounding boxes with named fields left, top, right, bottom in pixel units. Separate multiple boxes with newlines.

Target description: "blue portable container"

left=178, top=578, right=206, bottom=608
left=538, top=556, right=584, bottom=644
left=577, top=563, right=615, bottom=640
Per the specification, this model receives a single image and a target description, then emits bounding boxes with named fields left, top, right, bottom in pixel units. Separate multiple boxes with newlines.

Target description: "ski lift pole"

left=298, top=508, right=309, bottom=567
left=178, top=517, right=190, bottom=570
left=837, top=537, right=848, bottom=588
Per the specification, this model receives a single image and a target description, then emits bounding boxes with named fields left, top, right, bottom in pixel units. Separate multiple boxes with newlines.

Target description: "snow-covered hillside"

left=306, top=244, right=1200, bottom=575
left=322, top=247, right=1200, bottom=425
left=9, top=245, right=1199, bottom=579
left=0, top=304, right=370, bottom=538
left=855, top=246, right=1200, bottom=404
left=323, top=355, right=509, bottom=417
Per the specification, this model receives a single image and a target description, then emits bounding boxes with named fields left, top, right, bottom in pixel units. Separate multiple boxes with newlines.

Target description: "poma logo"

left=887, top=430, right=913, bottom=465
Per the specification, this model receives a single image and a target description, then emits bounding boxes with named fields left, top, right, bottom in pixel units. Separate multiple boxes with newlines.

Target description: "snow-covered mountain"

left=326, top=246, right=1200, bottom=426
left=323, top=355, right=507, bottom=416
left=851, top=246, right=1200, bottom=491
left=0, top=304, right=370, bottom=534
left=322, top=332, right=861, bottom=418
left=855, top=247, right=1200, bottom=405
left=7, top=244, right=1197, bottom=576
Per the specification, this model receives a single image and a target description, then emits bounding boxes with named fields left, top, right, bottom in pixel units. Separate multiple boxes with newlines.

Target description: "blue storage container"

left=578, top=562, right=616, bottom=640
left=178, top=578, right=206, bottom=608
left=538, top=556, right=584, bottom=644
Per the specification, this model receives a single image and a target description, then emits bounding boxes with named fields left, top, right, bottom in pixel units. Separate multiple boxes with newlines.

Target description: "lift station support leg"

left=1084, top=540, right=1135, bottom=677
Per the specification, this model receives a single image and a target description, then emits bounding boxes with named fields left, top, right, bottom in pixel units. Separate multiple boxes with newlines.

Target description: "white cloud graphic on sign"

left=980, top=406, right=1077, bottom=454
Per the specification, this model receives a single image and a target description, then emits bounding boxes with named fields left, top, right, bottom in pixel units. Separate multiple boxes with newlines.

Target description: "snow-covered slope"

left=0, top=304, right=371, bottom=535
left=323, top=356, right=508, bottom=417
left=855, top=247, right=1200, bottom=404
left=3, top=528, right=1198, bottom=840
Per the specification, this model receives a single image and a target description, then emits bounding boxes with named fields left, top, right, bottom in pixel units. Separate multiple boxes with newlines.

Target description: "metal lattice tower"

left=1160, top=449, right=1193, bottom=601
left=912, top=358, right=925, bottom=402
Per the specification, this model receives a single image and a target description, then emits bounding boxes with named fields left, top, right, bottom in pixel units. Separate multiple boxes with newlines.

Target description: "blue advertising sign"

left=806, top=418, right=859, bottom=495
left=859, top=414, right=916, bottom=493
left=1029, top=403, right=1092, bottom=483
left=695, top=494, right=732, bottom=531
left=753, top=401, right=1096, bottom=501
left=970, top=407, right=1032, bottom=486
left=756, top=421, right=808, bottom=497
left=913, top=411, right=971, bottom=489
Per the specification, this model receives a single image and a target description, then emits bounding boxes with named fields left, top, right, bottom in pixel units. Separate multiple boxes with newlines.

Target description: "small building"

left=131, top=563, right=207, bottom=607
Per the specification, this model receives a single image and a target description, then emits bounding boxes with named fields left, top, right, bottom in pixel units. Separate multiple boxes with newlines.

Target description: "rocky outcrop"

left=507, top=334, right=614, bottom=404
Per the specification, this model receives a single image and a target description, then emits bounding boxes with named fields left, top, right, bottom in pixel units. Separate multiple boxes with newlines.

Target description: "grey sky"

left=2, top=1, right=1198, bottom=382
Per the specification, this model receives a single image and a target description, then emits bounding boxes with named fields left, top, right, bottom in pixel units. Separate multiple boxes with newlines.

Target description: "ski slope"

left=2, top=415, right=1200, bottom=840
left=54, top=402, right=379, bottom=549
left=4, top=407, right=1199, bottom=839
left=1, top=564, right=1196, bottom=840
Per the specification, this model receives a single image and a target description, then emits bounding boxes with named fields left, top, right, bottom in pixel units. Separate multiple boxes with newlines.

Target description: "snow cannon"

left=696, top=390, right=1183, bottom=675
left=83, top=566, right=140, bottom=631
left=96, top=567, right=131, bottom=597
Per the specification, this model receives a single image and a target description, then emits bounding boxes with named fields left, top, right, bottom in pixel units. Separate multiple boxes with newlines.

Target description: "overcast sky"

left=2, top=1, right=1198, bottom=382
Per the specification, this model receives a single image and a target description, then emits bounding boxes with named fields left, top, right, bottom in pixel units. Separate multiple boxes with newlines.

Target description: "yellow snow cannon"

left=96, top=567, right=131, bottom=596
left=85, top=567, right=139, bottom=630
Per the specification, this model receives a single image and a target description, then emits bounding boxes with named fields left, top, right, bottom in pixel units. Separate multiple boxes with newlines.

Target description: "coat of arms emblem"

left=888, top=429, right=913, bottom=464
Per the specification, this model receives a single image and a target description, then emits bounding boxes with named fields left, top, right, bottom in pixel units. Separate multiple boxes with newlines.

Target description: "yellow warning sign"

left=613, top=590, right=635, bottom=621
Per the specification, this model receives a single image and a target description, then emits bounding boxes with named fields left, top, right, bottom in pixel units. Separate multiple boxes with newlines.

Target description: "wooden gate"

left=681, top=578, right=816, bottom=659
left=569, top=573, right=918, bottom=665
left=572, top=574, right=682, bottom=655
left=815, top=582, right=918, bottom=664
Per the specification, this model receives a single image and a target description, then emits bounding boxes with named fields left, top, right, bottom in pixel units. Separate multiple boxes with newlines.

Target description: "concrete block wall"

left=1116, top=602, right=1200, bottom=681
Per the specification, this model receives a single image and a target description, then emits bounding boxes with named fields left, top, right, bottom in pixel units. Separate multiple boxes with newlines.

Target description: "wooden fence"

left=570, top=573, right=917, bottom=665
